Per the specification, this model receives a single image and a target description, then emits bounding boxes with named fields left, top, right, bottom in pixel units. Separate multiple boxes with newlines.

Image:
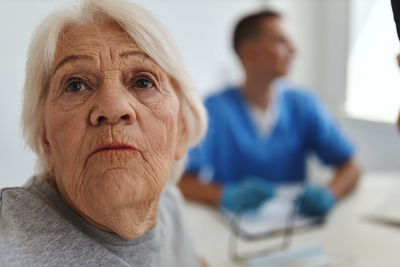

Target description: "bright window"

left=347, top=0, right=400, bottom=123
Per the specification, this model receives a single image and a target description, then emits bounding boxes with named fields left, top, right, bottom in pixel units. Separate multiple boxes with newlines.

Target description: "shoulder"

left=1, top=186, right=27, bottom=204
left=203, top=86, right=244, bottom=126
left=280, top=86, right=320, bottom=107
left=0, top=186, right=26, bottom=229
left=204, top=86, right=240, bottom=109
left=0, top=185, right=42, bottom=265
left=279, top=86, right=327, bottom=119
left=0, top=179, right=63, bottom=250
left=0, top=179, right=54, bottom=233
left=0, top=178, right=54, bottom=223
left=158, top=186, right=200, bottom=266
left=0, top=185, right=39, bottom=223
left=159, top=185, right=186, bottom=223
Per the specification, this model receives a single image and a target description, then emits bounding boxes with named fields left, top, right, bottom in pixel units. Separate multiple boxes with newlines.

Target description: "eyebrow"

left=119, top=50, right=150, bottom=59
left=53, top=55, right=94, bottom=75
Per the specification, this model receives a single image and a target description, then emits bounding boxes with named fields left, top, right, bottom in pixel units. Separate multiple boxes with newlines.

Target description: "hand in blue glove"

left=296, top=184, right=337, bottom=217
left=220, top=177, right=276, bottom=213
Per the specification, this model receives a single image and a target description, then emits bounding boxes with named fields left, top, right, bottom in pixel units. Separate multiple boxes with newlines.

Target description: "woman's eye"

left=135, top=78, right=154, bottom=89
left=65, top=81, right=87, bottom=93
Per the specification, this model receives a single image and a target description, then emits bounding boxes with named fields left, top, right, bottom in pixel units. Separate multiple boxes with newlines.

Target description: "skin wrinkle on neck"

left=48, top=177, right=159, bottom=239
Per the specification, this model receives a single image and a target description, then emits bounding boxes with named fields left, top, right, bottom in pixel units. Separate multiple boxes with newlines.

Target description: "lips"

left=91, top=142, right=137, bottom=156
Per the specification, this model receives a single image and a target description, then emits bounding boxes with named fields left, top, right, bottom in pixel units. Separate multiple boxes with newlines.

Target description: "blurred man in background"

left=179, top=10, right=361, bottom=216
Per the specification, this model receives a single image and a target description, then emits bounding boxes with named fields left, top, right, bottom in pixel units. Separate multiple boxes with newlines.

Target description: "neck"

left=82, top=199, right=160, bottom=241
left=242, top=72, right=277, bottom=110
left=47, top=178, right=159, bottom=240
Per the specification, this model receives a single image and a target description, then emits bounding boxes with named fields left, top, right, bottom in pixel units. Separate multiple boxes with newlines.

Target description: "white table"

left=184, top=171, right=400, bottom=267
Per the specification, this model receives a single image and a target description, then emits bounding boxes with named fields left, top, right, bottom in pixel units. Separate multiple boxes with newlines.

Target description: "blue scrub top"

left=186, top=85, right=355, bottom=185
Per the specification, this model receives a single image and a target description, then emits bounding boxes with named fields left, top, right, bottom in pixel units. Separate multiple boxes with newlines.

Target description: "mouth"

left=91, top=142, right=138, bottom=156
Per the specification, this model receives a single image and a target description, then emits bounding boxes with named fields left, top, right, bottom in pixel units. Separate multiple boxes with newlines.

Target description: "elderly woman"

left=0, top=0, right=207, bottom=266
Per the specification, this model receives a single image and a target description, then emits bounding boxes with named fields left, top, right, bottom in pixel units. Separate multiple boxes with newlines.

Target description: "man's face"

left=244, top=18, right=295, bottom=78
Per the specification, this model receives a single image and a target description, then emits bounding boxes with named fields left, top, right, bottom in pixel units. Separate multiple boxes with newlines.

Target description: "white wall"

left=0, top=1, right=68, bottom=189
left=0, top=0, right=398, bottom=188
left=341, top=118, right=400, bottom=171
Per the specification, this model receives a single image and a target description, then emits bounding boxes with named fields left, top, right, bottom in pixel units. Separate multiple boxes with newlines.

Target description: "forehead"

left=53, top=22, right=142, bottom=64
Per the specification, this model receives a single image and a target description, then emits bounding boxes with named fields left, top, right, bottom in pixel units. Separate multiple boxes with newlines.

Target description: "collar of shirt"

left=246, top=83, right=281, bottom=137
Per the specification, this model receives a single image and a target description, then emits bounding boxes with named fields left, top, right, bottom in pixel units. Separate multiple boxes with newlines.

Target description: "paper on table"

left=224, top=185, right=323, bottom=239
left=248, top=244, right=329, bottom=267
left=363, top=191, right=400, bottom=226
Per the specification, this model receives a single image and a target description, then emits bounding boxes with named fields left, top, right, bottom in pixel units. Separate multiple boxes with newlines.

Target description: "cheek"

left=44, top=104, right=88, bottom=169
left=258, top=48, right=279, bottom=67
left=142, top=107, right=178, bottom=154
left=139, top=97, right=180, bottom=159
left=277, top=46, right=292, bottom=60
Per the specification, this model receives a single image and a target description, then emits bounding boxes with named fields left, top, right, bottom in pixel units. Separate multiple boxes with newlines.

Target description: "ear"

left=41, top=128, right=54, bottom=172
left=397, top=53, right=400, bottom=68
left=174, top=113, right=189, bottom=160
left=238, top=41, right=257, bottom=62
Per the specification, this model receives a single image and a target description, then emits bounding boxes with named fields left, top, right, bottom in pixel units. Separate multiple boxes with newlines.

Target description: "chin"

left=86, top=168, right=162, bottom=210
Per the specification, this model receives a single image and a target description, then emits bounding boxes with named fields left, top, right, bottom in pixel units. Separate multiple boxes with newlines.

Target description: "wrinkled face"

left=250, top=18, right=295, bottom=78
left=43, top=22, right=187, bottom=225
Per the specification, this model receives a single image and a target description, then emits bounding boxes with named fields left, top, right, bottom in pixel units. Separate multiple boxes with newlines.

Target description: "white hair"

left=21, top=0, right=207, bottom=184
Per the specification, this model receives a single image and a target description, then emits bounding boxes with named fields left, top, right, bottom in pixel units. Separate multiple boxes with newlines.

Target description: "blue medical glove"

left=220, top=177, right=276, bottom=213
left=296, top=184, right=337, bottom=217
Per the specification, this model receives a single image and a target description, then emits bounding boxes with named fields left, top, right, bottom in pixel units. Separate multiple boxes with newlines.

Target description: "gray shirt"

left=0, top=177, right=200, bottom=267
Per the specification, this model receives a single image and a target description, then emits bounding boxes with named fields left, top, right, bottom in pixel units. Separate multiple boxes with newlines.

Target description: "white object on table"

left=223, top=185, right=322, bottom=239
left=184, top=171, right=400, bottom=267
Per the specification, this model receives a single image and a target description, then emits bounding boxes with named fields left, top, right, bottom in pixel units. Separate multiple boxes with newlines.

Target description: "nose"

left=89, top=83, right=136, bottom=126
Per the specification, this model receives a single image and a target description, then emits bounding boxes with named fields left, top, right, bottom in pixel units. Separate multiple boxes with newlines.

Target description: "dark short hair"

left=233, top=10, right=281, bottom=55
left=391, top=0, right=400, bottom=41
